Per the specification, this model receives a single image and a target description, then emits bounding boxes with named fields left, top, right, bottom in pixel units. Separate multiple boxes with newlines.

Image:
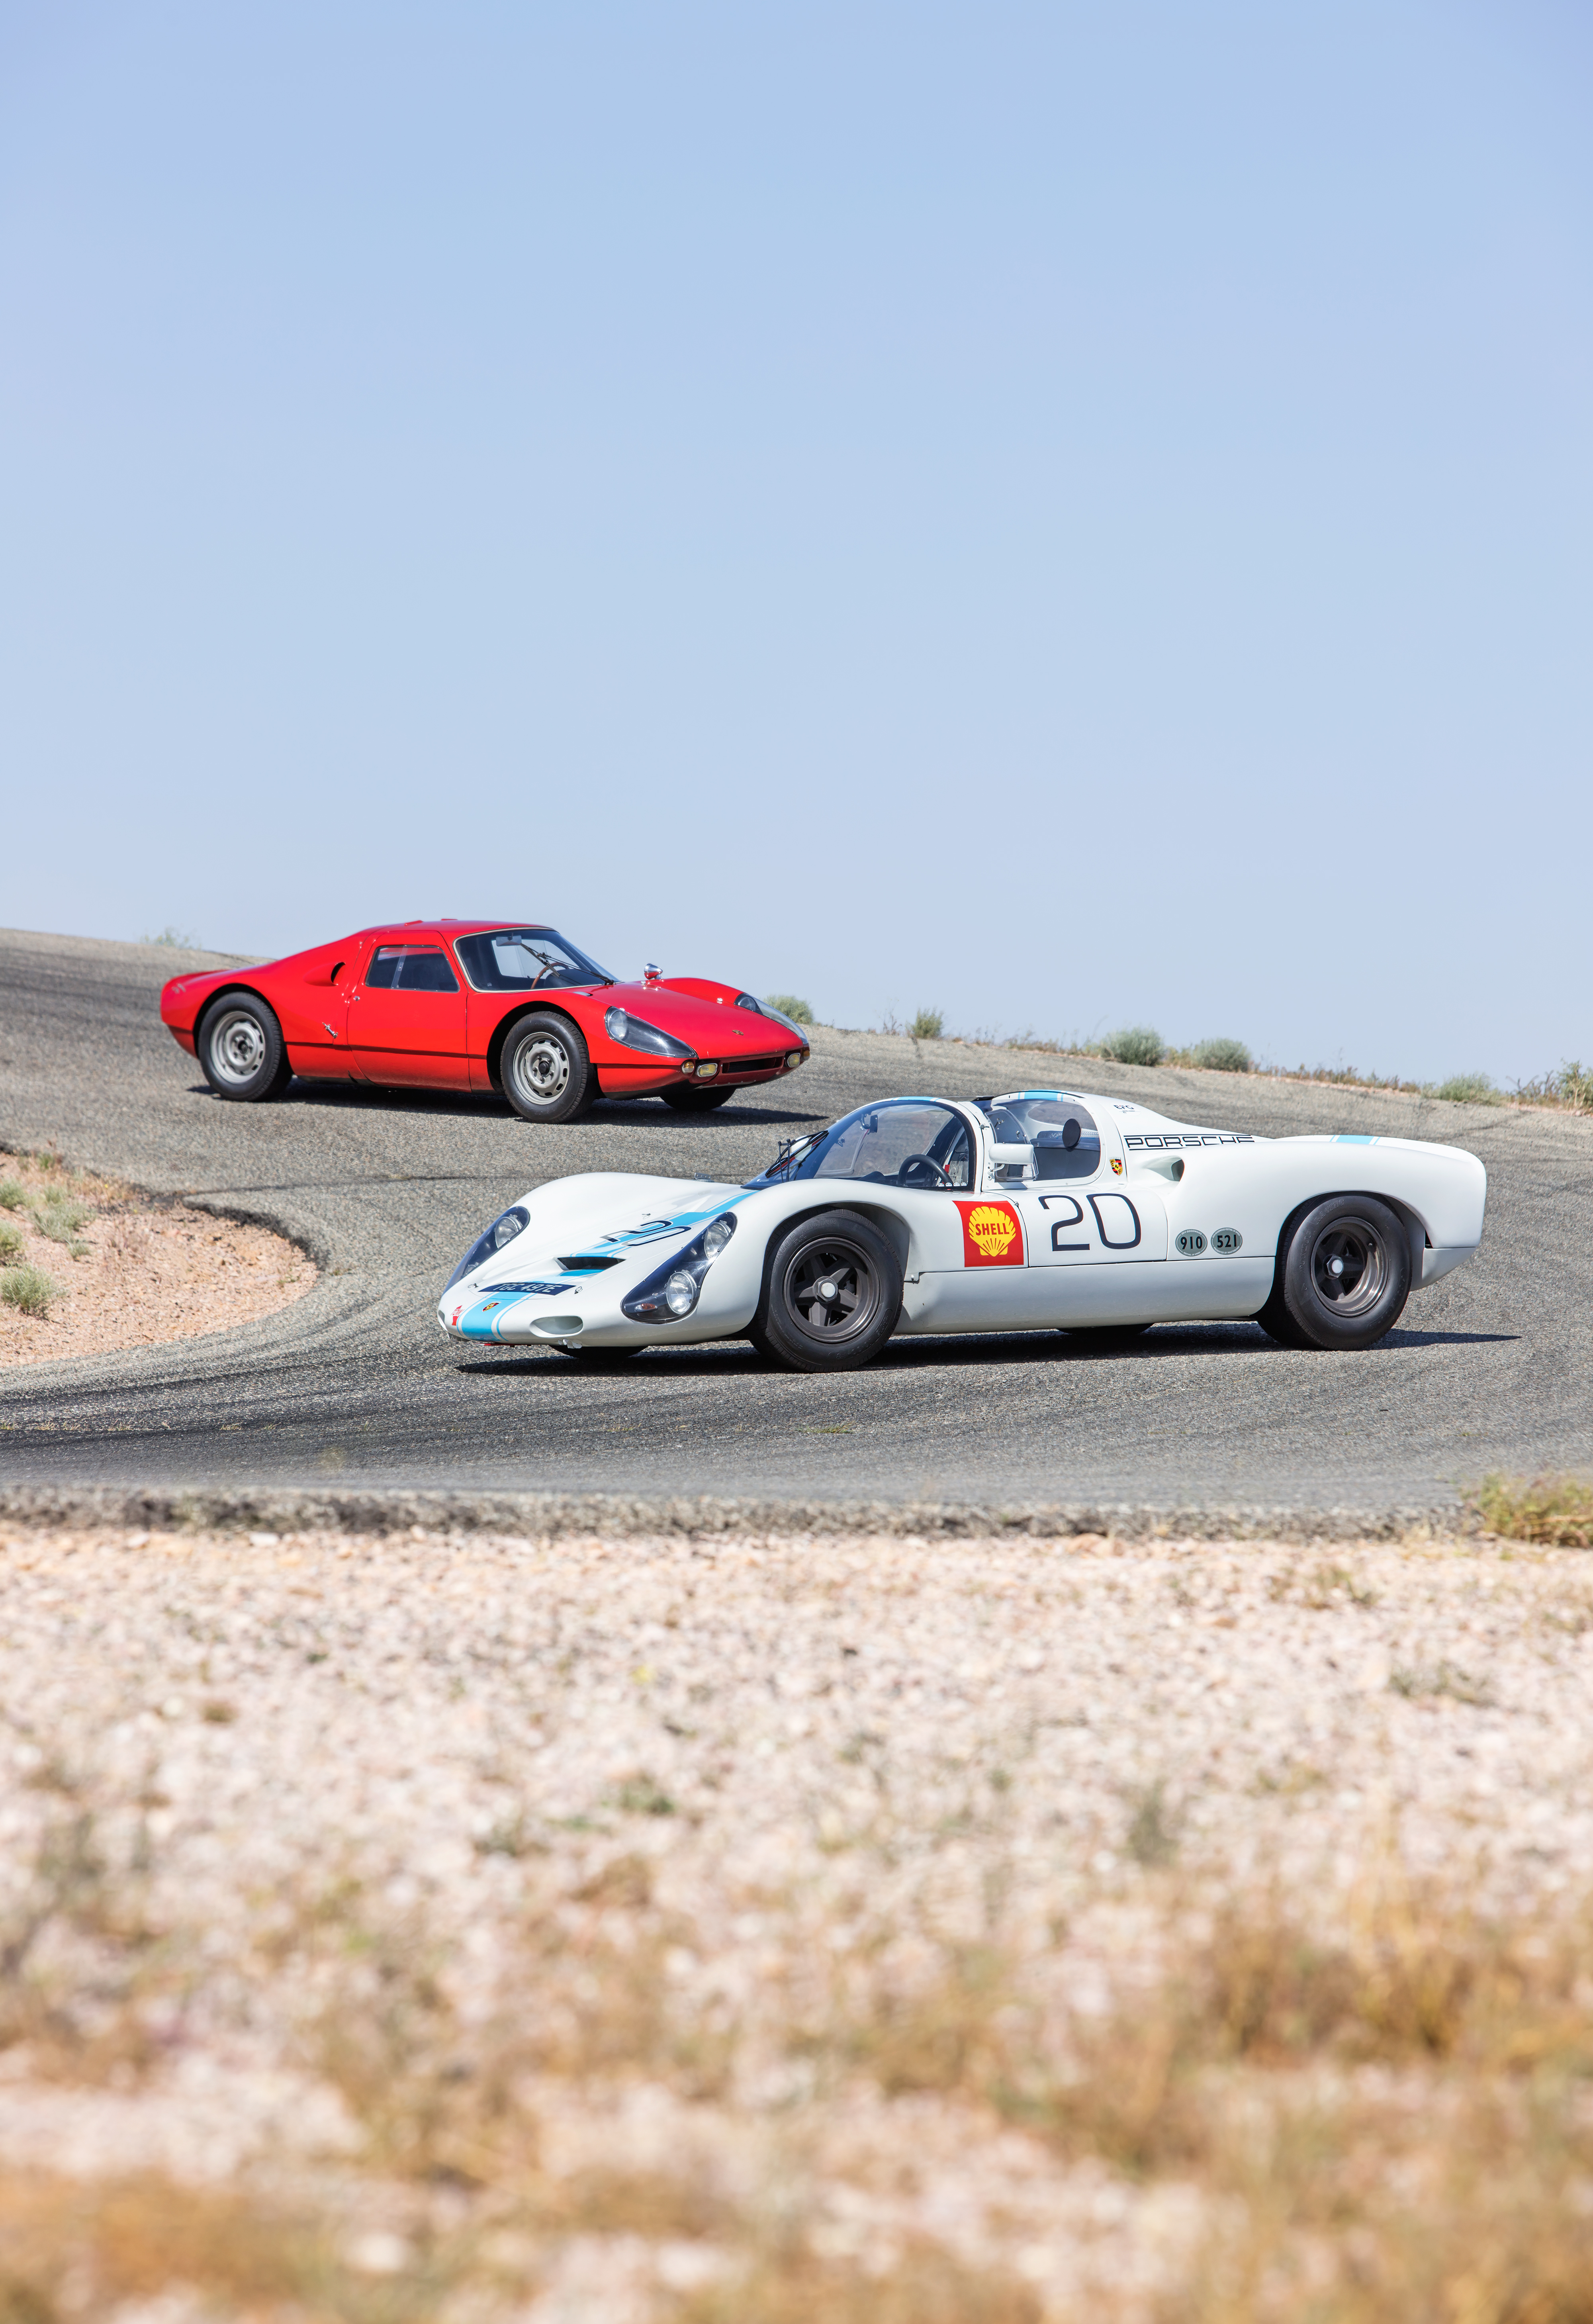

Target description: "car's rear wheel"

left=1257, top=1194, right=1411, bottom=1350
left=660, top=1083, right=733, bottom=1112
left=755, top=1209, right=902, bottom=1372
left=198, top=994, right=292, bottom=1102
left=501, top=1012, right=594, bottom=1123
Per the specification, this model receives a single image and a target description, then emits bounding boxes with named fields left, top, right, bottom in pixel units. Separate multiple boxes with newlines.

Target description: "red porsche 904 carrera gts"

left=159, top=921, right=811, bottom=1121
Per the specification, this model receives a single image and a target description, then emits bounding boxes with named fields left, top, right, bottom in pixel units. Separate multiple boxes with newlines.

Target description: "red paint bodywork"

left=159, top=920, right=810, bottom=1102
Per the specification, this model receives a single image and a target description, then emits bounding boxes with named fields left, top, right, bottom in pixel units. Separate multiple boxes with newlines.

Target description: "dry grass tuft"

left=0, top=1267, right=56, bottom=1320
left=1477, top=1472, right=1593, bottom=1548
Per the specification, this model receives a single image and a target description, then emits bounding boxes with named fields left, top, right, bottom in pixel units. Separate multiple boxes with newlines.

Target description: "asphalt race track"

left=2, top=926, right=1590, bottom=1515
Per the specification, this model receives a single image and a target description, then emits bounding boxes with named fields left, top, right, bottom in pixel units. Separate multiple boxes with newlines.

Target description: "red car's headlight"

left=604, top=1007, right=695, bottom=1060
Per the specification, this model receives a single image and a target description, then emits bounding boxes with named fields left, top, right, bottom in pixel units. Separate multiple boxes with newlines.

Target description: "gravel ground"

left=2, top=926, right=1591, bottom=1513
left=0, top=1153, right=313, bottom=1368
left=6, top=1521, right=1593, bottom=2319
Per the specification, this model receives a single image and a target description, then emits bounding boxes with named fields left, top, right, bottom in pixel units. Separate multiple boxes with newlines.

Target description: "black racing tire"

left=197, top=993, right=290, bottom=1102
left=501, top=1012, right=594, bottom=1123
left=1061, top=1322, right=1153, bottom=1345
left=1266, top=1194, right=1412, bottom=1351
left=755, top=1208, right=903, bottom=1373
left=660, top=1084, right=733, bottom=1112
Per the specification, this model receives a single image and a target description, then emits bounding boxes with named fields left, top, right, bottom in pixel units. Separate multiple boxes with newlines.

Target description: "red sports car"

left=159, top=921, right=811, bottom=1121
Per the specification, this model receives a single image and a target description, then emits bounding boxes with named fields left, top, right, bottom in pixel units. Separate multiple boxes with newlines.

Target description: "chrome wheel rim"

left=511, top=1032, right=571, bottom=1107
left=781, top=1237, right=879, bottom=1345
left=208, top=1008, right=267, bottom=1087
left=1308, top=1216, right=1388, bottom=1319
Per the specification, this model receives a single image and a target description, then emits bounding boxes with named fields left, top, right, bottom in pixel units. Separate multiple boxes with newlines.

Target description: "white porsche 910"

left=437, top=1091, right=1487, bottom=1371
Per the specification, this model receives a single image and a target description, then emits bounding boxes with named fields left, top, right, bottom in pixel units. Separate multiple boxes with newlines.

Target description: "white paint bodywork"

left=436, top=1092, right=1487, bottom=1351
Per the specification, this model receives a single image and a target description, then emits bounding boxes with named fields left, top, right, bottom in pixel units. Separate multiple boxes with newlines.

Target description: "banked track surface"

left=2, top=926, right=1590, bottom=1516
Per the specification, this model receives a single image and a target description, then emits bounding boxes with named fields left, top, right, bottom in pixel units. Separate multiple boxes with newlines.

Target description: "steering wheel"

left=897, top=1153, right=952, bottom=1189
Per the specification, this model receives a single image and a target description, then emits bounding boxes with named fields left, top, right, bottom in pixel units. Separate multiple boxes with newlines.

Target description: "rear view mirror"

left=989, top=1141, right=1031, bottom=1182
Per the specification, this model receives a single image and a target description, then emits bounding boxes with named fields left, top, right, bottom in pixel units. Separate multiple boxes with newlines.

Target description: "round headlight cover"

left=702, top=1214, right=736, bottom=1258
left=605, top=1006, right=628, bottom=1041
left=444, top=1203, right=530, bottom=1290
left=664, top=1268, right=698, bottom=1317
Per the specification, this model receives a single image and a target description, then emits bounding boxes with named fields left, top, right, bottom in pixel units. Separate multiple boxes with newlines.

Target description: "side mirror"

left=988, top=1141, right=1031, bottom=1183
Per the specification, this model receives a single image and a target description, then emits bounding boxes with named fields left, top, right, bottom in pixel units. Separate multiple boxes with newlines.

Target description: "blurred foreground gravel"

left=6, top=1521, right=1593, bottom=2320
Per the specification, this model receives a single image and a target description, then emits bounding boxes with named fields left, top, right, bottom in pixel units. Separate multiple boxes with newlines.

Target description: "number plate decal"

left=1174, top=1229, right=1208, bottom=1257
left=1210, top=1228, right=1243, bottom=1253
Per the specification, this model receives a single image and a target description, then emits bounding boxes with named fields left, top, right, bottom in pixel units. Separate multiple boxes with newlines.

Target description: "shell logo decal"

left=955, top=1199, right=1024, bottom=1268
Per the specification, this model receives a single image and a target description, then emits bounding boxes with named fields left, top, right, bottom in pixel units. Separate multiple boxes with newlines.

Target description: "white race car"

left=437, top=1091, right=1487, bottom=1370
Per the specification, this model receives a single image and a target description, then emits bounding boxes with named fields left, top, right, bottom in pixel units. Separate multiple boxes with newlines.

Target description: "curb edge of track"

left=0, top=1483, right=1476, bottom=1543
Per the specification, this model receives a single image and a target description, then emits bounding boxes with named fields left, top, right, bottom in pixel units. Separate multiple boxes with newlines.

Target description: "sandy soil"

left=0, top=1151, right=314, bottom=1368
left=3, top=1521, right=1592, bottom=2321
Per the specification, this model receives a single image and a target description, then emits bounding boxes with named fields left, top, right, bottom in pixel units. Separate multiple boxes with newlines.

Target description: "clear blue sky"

left=2, top=3, right=1589, bottom=1083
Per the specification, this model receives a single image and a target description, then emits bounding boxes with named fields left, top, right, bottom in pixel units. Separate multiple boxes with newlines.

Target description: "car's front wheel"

left=501, top=1013, right=594, bottom=1123
left=755, top=1209, right=902, bottom=1371
left=660, top=1083, right=732, bottom=1112
left=1257, top=1194, right=1412, bottom=1349
left=197, top=994, right=292, bottom=1102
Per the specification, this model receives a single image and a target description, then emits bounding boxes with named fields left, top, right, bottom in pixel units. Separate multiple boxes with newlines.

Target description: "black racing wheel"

left=197, top=993, right=293, bottom=1102
left=500, top=1013, right=595, bottom=1123
left=1255, top=1194, right=1412, bottom=1350
left=755, top=1209, right=903, bottom=1372
left=660, top=1084, right=733, bottom=1112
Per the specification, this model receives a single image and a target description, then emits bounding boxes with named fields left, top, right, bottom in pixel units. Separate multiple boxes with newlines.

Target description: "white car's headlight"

left=623, top=1212, right=738, bottom=1321
left=445, top=1205, right=529, bottom=1290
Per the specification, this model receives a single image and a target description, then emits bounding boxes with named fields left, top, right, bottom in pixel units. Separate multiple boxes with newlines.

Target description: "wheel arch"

left=484, top=1000, right=586, bottom=1095
left=751, top=1197, right=913, bottom=1325
left=194, top=982, right=278, bottom=1040
left=1264, top=1186, right=1426, bottom=1305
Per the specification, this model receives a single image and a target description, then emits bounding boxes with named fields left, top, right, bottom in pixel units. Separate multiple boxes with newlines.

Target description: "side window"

left=984, top=1098, right=1101, bottom=1181
left=366, top=946, right=459, bottom=993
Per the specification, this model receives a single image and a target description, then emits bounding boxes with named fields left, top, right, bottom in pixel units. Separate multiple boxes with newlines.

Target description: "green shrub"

left=1191, top=1036, right=1252, bottom=1074
left=1430, top=1073, right=1500, bottom=1106
left=909, top=1008, right=944, bottom=1041
left=0, top=1179, right=25, bottom=1211
left=1102, top=1025, right=1164, bottom=1067
left=763, top=994, right=814, bottom=1026
left=0, top=1265, right=57, bottom=1319
left=0, top=1222, right=22, bottom=1263
left=34, top=1198, right=93, bottom=1252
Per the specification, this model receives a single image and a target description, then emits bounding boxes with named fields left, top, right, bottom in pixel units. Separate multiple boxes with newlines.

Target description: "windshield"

left=975, top=1096, right=1102, bottom=1181
left=752, top=1098, right=974, bottom=1190
left=454, top=928, right=613, bottom=992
